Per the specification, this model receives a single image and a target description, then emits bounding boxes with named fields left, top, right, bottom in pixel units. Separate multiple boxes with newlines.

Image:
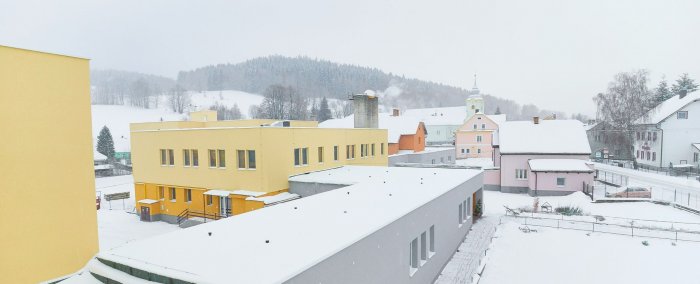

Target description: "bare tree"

left=168, top=85, right=190, bottom=113
left=593, top=70, right=655, bottom=158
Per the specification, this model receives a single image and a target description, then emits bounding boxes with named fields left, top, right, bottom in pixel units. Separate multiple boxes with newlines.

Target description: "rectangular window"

left=160, top=149, right=167, bottom=165
left=636, top=132, right=640, bottom=140
left=636, top=150, right=640, bottom=158
left=302, top=148, right=308, bottom=165
left=461, top=149, right=465, bottom=154
left=318, top=147, right=324, bottom=163
left=351, top=145, right=356, bottom=159
left=410, top=238, right=418, bottom=272
left=429, top=225, right=435, bottom=253
left=516, top=169, right=527, bottom=180
left=334, top=146, right=339, bottom=161
left=694, top=153, right=699, bottom=162
left=467, top=197, right=472, bottom=217
left=346, top=145, right=350, bottom=159
left=185, top=188, right=192, bottom=202
left=557, top=177, right=566, bottom=186
left=192, top=149, right=199, bottom=167
left=237, top=150, right=246, bottom=169
left=209, top=150, right=217, bottom=167
left=381, top=143, right=385, bottom=155
left=473, top=124, right=477, bottom=129
left=168, top=149, right=174, bottom=166
left=642, top=132, right=646, bottom=140
left=372, top=143, right=376, bottom=156
left=653, top=132, right=657, bottom=141
left=158, top=186, right=164, bottom=200
left=462, top=200, right=467, bottom=222
left=646, top=151, right=650, bottom=160
left=206, top=195, right=213, bottom=206
left=477, top=148, right=482, bottom=154
left=647, top=132, right=651, bottom=141
left=476, top=135, right=483, bottom=142
left=678, top=111, right=688, bottom=119
left=247, top=150, right=256, bottom=169
left=420, top=231, right=427, bottom=262
left=458, top=203, right=463, bottom=224
left=481, top=123, right=485, bottom=129
left=218, top=150, right=226, bottom=168
left=183, top=149, right=191, bottom=166
left=169, top=187, right=176, bottom=201
left=294, top=148, right=301, bottom=166
left=652, top=152, right=656, bottom=161
left=360, top=144, right=365, bottom=158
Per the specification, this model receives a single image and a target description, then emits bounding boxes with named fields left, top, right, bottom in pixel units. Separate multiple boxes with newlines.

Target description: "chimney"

left=352, top=93, right=379, bottom=128
left=679, top=89, right=688, bottom=99
left=392, top=108, right=400, bottom=116
left=533, top=116, right=540, bottom=125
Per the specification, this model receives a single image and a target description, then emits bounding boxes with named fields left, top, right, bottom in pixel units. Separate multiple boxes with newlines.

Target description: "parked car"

left=608, top=186, right=651, bottom=198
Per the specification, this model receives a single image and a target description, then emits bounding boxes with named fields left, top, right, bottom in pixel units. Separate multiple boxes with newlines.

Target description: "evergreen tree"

left=671, top=73, right=699, bottom=97
left=318, top=97, right=332, bottom=122
left=494, top=106, right=502, bottom=115
left=653, top=78, right=672, bottom=104
left=97, top=126, right=115, bottom=160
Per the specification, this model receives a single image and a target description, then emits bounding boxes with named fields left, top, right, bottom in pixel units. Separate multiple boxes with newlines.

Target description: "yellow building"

left=131, top=111, right=389, bottom=223
left=0, top=46, right=98, bottom=283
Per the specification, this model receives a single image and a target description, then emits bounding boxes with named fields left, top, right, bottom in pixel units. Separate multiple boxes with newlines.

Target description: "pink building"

left=486, top=118, right=594, bottom=196
left=455, top=114, right=506, bottom=159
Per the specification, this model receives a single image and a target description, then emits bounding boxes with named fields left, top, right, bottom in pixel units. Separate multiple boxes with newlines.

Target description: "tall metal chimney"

left=533, top=116, right=540, bottom=124
left=352, top=92, right=379, bottom=128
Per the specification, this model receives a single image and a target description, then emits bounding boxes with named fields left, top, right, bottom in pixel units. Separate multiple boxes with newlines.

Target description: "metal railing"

left=176, top=209, right=232, bottom=224
left=502, top=214, right=700, bottom=242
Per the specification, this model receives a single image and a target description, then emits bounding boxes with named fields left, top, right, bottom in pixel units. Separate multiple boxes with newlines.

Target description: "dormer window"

left=678, top=111, right=688, bottom=119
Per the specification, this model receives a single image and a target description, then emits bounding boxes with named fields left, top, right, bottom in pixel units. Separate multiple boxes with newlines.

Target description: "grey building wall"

left=388, top=148, right=456, bottom=166
left=586, top=122, right=633, bottom=161
left=289, top=181, right=350, bottom=198
left=353, top=94, right=379, bottom=128
left=285, top=173, right=483, bottom=284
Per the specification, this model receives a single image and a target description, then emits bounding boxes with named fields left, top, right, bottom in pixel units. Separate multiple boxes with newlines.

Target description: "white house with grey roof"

left=633, top=92, right=700, bottom=169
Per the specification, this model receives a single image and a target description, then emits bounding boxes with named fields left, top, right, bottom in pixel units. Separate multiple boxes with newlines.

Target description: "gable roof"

left=635, top=92, right=700, bottom=125
left=498, top=120, right=591, bottom=154
left=319, top=113, right=423, bottom=143
left=402, top=106, right=506, bottom=126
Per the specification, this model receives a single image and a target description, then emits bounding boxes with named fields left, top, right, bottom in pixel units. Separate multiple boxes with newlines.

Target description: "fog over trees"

left=92, top=56, right=577, bottom=120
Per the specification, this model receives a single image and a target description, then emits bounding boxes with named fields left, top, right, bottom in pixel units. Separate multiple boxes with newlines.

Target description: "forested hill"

left=92, top=56, right=569, bottom=119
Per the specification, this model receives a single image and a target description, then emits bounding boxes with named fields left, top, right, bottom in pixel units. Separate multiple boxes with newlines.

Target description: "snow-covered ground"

left=480, top=221, right=700, bottom=284
left=91, top=90, right=264, bottom=152
left=474, top=190, right=700, bottom=284
left=95, top=175, right=179, bottom=251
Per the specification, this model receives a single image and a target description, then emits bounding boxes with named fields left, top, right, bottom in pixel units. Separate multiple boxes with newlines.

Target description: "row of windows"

left=515, top=169, right=528, bottom=180
left=158, top=186, right=218, bottom=205
left=637, top=150, right=656, bottom=161
left=458, top=197, right=472, bottom=226
left=160, top=144, right=387, bottom=169
left=409, top=225, right=436, bottom=276
left=472, top=123, right=488, bottom=130
left=430, top=156, right=452, bottom=164
left=636, top=131, right=658, bottom=142
left=460, top=148, right=482, bottom=154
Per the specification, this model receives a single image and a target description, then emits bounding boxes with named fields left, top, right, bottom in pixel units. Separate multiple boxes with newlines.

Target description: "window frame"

left=237, top=150, right=246, bottom=169
left=167, top=149, right=175, bottom=166
left=678, top=111, right=688, bottom=119
left=169, top=187, right=176, bottom=202
left=185, top=188, right=192, bottom=203
left=192, top=149, right=199, bottom=167
left=247, top=150, right=256, bottom=169
left=334, top=145, right=339, bottom=161
left=183, top=149, right=191, bottom=167
left=160, top=149, right=167, bottom=166
left=217, top=149, right=226, bottom=168
left=556, top=177, right=566, bottom=187
left=209, top=149, right=217, bottom=168
left=318, top=147, right=324, bottom=163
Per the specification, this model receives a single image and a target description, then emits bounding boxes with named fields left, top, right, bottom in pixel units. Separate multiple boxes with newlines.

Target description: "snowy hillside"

left=91, top=90, right=264, bottom=153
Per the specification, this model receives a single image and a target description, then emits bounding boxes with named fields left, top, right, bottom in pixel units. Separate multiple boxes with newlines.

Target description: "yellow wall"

left=0, top=46, right=98, bottom=283
left=131, top=125, right=387, bottom=217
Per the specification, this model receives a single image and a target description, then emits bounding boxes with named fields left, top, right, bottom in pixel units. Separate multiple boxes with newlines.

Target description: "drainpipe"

left=534, top=171, right=538, bottom=196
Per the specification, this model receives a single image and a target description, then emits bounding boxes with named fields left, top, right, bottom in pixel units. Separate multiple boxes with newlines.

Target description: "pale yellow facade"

left=131, top=117, right=388, bottom=219
left=0, top=46, right=98, bottom=283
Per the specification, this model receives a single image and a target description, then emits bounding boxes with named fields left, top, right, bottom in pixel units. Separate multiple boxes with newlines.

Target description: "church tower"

left=465, top=74, right=484, bottom=121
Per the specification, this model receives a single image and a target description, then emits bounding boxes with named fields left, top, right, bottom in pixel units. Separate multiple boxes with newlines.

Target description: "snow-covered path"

left=435, top=216, right=499, bottom=284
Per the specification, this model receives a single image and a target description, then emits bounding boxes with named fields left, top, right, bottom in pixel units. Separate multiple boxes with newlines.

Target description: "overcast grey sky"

left=2, top=0, right=699, bottom=115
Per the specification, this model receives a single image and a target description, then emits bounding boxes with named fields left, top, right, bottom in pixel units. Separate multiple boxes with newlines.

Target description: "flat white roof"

left=528, top=159, right=594, bottom=172
left=246, top=192, right=299, bottom=204
left=96, top=166, right=480, bottom=283
left=498, top=120, right=591, bottom=154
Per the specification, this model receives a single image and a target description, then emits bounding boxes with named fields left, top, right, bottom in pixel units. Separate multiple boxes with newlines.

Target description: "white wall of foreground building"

left=86, top=166, right=484, bottom=284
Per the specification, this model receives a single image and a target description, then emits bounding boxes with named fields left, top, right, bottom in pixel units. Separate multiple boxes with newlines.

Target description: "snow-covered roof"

left=498, top=120, right=591, bottom=154
left=401, top=106, right=507, bottom=126
left=230, top=190, right=265, bottom=197
left=95, top=166, right=480, bottom=283
left=246, top=192, right=300, bottom=205
left=94, top=164, right=113, bottom=170
left=137, top=199, right=159, bottom=204
left=319, top=113, right=422, bottom=143
left=528, top=159, right=594, bottom=172
left=94, top=150, right=108, bottom=161
left=635, top=92, right=700, bottom=125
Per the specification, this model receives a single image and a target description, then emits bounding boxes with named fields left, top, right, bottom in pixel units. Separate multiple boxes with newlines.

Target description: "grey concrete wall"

left=285, top=172, right=483, bottom=284
left=500, top=185, right=528, bottom=194
left=388, top=148, right=456, bottom=166
left=289, top=181, right=350, bottom=198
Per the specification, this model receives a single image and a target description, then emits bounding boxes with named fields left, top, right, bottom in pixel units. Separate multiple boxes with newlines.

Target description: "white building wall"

left=635, top=101, right=700, bottom=168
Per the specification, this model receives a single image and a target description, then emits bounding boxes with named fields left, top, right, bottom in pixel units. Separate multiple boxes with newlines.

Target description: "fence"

left=590, top=170, right=700, bottom=212
left=599, top=159, right=700, bottom=180
left=502, top=214, right=700, bottom=242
